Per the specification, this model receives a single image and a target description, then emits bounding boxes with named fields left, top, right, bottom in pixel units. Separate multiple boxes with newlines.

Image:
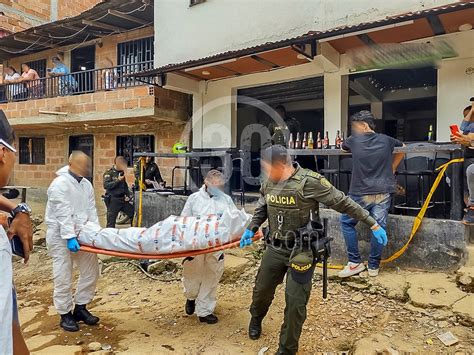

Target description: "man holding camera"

left=239, top=145, right=387, bottom=355
left=103, top=156, right=134, bottom=228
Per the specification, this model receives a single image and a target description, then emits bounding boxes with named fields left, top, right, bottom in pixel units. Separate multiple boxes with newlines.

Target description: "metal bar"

left=426, top=15, right=446, bottom=36
left=450, top=149, right=464, bottom=220
left=107, top=9, right=149, bottom=25
left=287, top=145, right=461, bottom=155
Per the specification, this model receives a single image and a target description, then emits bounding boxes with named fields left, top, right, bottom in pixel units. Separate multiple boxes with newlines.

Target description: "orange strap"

left=79, top=231, right=263, bottom=260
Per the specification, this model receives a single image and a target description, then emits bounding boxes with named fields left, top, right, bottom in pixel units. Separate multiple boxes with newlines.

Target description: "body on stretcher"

left=76, top=209, right=252, bottom=256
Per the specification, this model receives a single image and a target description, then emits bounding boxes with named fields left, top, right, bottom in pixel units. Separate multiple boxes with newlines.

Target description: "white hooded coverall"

left=0, top=226, right=13, bottom=354
left=45, top=166, right=100, bottom=315
left=181, top=186, right=237, bottom=317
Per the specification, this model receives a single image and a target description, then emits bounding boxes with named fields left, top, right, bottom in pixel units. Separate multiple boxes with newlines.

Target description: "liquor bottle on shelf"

left=302, top=132, right=307, bottom=149
left=341, top=131, right=345, bottom=147
left=427, top=125, right=434, bottom=142
left=288, top=133, right=295, bottom=149
left=316, top=132, right=322, bottom=149
left=335, top=130, right=342, bottom=148
left=295, top=132, right=301, bottom=149
left=307, top=132, right=314, bottom=149
left=323, top=131, right=329, bottom=149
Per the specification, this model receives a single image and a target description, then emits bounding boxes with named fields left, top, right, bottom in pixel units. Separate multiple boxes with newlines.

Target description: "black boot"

left=73, top=304, right=100, bottom=325
left=199, top=314, right=218, bottom=324
left=185, top=299, right=195, bottom=315
left=140, top=259, right=151, bottom=272
left=60, top=312, right=79, bottom=332
left=249, top=317, right=262, bottom=340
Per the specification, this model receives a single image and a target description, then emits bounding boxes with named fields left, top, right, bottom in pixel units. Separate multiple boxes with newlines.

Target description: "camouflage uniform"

left=248, top=164, right=376, bottom=355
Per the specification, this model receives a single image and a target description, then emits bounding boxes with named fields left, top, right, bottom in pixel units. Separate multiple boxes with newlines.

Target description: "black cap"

left=289, top=250, right=315, bottom=284
left=0, top=110, right=16, bottom=152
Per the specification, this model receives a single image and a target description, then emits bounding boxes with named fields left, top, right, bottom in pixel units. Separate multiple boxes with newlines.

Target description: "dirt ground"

left=13, top=237, right=474, bottom=355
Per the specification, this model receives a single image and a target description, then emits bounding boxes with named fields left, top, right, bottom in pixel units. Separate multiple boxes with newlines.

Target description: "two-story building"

left=0, top=0, right=190, bottom=190
left=137, top=0, right=473, bottom=151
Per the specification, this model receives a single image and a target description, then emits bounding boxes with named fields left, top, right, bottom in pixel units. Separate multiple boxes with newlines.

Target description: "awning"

left=0, top=0, right=153, bottom=61
left=134, top=1, right=473, bottom=83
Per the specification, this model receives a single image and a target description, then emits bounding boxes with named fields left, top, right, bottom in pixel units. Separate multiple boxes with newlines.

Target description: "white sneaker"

left=338, top=262, right=366, bottom=278
left=368, top=268, right=379, bottom=277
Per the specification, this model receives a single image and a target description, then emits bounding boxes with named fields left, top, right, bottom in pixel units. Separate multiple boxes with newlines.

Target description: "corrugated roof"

left=135, top=1, right=473, bottom=77
left=0, top=0, right=153, bottom=60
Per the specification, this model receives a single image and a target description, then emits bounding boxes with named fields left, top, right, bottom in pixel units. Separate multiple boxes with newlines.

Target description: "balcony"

left=0, top=61, right=192, bottom=128
left=1, top=61, right=153, bottom=103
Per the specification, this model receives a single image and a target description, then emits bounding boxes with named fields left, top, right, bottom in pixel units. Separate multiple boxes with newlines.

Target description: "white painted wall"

left=188, top=61, right=327, bottom=148
left=438, top=57, right=474, bottom=141
left=155, top=0, right=454, bottom=68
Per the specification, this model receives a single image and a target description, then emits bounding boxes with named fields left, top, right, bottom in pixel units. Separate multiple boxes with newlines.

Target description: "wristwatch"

left=11, top=203, right=32, bottom=218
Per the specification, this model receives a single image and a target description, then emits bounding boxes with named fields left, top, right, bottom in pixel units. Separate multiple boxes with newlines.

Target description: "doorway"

left=69, top=135, right=94, bottom=183
left=71, top=45, right=96, bottom=93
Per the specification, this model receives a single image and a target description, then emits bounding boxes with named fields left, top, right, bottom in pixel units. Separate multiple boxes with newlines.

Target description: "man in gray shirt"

left=339, top=111, right=404, bottom=278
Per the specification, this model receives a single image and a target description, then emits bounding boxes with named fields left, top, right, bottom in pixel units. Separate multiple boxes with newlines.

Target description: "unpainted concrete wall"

left=140, top=193, right=468, bottom=270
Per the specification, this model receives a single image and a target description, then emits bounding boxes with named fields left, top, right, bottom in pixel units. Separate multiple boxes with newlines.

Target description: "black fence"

left=0, top=61, right=153, bottom=103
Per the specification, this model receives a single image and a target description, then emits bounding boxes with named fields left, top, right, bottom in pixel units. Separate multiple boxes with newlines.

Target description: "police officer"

left=103, top=156, right=134, bottom=228
left=134, top=156, right=163, bottom=190
left=239, top=145, right=387, bottom=355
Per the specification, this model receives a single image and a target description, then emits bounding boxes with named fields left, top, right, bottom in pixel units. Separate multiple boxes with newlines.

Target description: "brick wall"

left=57, top=0, right=102, bottom=20
left=0, top=85, right=155, bottom=119
left=12, top=122, right=189, bottom=193
left=0, top=0, right=101, bottom=34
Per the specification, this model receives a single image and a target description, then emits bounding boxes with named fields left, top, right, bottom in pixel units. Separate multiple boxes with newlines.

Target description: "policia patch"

left=289, top=250, right=315, bottom=284
left=266, top=194, right=297, bottom=206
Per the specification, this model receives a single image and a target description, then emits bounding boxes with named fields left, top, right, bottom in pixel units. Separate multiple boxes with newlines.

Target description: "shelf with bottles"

left=288, top=130, right=345, bottom=150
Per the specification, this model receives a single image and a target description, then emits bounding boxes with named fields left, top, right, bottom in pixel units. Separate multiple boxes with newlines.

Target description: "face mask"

left=207, top=186, right=223, bottom=197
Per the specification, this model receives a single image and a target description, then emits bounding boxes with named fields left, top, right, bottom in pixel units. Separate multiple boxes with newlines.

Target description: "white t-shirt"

left=0, top=226, right=12, bottom=354
left=4, top=73, right=25, bottom=98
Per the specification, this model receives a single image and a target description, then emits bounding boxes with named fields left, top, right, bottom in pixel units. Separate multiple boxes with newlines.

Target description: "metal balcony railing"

left=0, top=61, right=153, bottom=103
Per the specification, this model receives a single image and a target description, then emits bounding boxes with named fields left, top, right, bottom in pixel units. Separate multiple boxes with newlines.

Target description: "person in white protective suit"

left=45, top=151, right=101, bottom=332
left=181, top=169, right=237, bottom=324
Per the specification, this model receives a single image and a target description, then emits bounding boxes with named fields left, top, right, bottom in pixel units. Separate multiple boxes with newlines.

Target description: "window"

left=117, top=37, right=154, bottom=86
left=190, top=0, right=206, bottom=6
left=19, top=137, right=45, bottom=165
left=116, top=135, right=155, bottom=166
left=117, top=36, right=154, bottom=70
left=24, top=59, right=47, bottom=78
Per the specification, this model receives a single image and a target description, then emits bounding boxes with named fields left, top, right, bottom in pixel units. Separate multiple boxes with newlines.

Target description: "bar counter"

left=287, top=143, right=462, bottom=155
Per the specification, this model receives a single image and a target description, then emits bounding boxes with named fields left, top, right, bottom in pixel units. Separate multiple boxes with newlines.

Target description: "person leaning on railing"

left=47, top=56, right=78, bottom=96
left=18, top=63, right=41, bottom=99
left=3, top=66, right=26, bottom=101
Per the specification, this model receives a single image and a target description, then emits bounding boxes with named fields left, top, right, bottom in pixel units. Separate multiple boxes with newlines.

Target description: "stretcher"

left=76, top=209, right=259, bottom=259
left=79, top=232, right=263, bottom=259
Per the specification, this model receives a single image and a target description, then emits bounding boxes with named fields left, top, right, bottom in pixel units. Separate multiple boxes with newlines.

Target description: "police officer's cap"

left=289, top=251, right=315, bottom=284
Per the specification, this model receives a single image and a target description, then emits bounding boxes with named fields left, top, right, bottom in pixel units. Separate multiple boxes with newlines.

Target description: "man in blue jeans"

left=339, top=111, right=405, bottom=277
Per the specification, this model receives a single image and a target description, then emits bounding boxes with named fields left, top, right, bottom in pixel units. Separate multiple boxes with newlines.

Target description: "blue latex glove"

left=67, top=237, right=80, bottom=253
left=240, top=229, right=255, bottom=248
left=371, top=225, right=388, bottom=246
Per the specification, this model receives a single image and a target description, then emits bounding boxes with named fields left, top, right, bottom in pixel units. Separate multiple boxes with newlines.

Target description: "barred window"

left=116, top=135, right=155, bottom=167
left=19, top=137, right=45, bottom=165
